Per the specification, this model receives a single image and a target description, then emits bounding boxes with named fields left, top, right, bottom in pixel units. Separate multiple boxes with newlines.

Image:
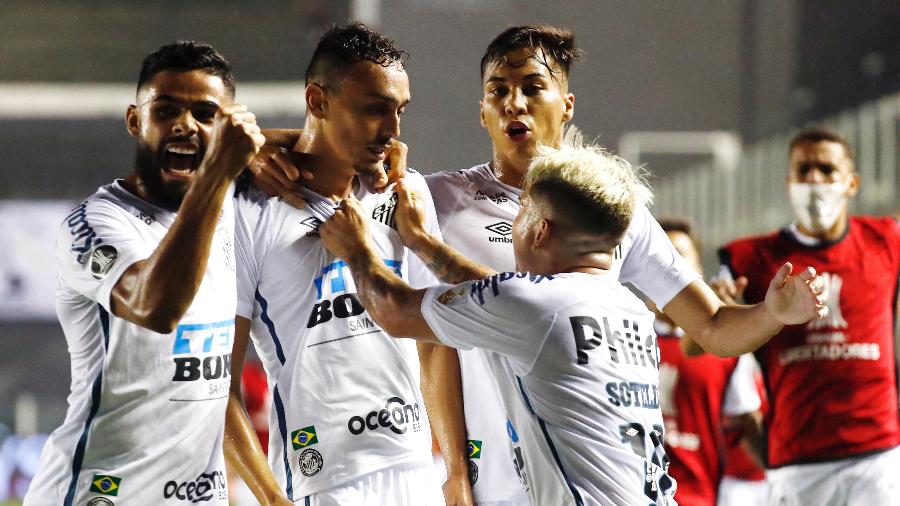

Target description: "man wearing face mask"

left=714, top=128, right=900, bottom=505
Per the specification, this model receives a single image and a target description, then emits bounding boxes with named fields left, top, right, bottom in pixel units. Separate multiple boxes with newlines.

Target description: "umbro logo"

left=485, top=222, right=513, bottom=243
left=474, top=191, right=511, bottom=204
left=300, top=217, right=322, bottom=237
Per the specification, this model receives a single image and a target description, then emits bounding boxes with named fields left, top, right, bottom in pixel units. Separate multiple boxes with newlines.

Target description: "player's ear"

left=479, top=100, right=487, bottom=128
left=532, top=218, right=552, bottom=250
left=125, top=105, right=140, bottom=138
left=306, top=83, right=327, bottom=119
left=562, top=93, right=575, bottom=122
left=847, top=171, right=860, bottom=197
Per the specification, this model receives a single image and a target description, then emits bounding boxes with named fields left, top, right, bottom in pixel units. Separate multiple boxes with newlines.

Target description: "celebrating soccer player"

left=24, top=42, right=264, bottom=505
left=224, top=24, right=464, bottom=505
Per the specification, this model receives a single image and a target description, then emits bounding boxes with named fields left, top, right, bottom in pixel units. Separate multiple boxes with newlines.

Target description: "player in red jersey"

left=713, top=127, right=900, bottom=504
left=653, top=218, right=764, bottom=506
left=718, top=366, right=767, bottom=506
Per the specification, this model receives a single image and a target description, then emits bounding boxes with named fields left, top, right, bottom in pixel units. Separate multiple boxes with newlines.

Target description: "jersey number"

left=618, top=423, right=674, bottom=502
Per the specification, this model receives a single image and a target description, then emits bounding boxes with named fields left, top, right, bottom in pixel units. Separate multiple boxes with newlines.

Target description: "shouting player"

left=318, top=136, right=825, bottom=505
left=24, top=42, right=264, bottom=505
left=714, top=127, right=900, bottom=505
left=224, top=24, right=465, bottom=505
left=652, top=218, right=763, bottom=506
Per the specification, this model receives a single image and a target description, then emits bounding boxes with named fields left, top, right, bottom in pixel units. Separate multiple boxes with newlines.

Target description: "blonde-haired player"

left=316, top=135, right=825, bottom=505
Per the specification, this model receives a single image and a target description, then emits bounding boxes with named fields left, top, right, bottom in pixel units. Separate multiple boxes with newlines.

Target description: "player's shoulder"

left=465, top=271, right=559, bottom=309
left=424, top=164, right=487, bottom=192
left=850, top=215, right=900, bottom=237
left=720, top=230, right=780, bottom=261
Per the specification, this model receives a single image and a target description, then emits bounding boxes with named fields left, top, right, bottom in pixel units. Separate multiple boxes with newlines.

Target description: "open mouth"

left=505, top=121, right=531, bottom=142
left=161, top=142, right=201, bottom=179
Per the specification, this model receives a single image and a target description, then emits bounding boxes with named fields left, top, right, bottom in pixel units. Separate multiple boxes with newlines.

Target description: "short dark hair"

left=305, top=23, right=408, bottom=88
left=658, top=216, right=701, bottom=252
left=789, top=127, right=855, bottom=160
left=480, top=25, right=582, bottom=81
left=137, top=41, right=235, bottom=96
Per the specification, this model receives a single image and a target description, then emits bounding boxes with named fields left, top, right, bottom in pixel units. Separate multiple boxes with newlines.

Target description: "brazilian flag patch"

left=291, top=426, right=318, bottom=450
left=89, top=474, right=121, bottom=496
left=467, top=439, right=482, bottom=459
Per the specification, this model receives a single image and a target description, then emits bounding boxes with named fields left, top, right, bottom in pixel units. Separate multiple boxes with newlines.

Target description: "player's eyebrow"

left=485, top=76, right=507, bottom=84
left=149, top=95, right=221, bottom=109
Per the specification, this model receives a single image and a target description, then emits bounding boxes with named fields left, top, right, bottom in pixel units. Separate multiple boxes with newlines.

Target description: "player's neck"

left=795, top=210, right=849, bottom=242
left=490, top=151, right=529, bottom=189
left=293, top=130, right=356, bottom=201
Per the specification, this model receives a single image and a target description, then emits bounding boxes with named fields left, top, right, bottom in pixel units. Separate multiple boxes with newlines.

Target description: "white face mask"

left=788, top=181, right=848, bottom=233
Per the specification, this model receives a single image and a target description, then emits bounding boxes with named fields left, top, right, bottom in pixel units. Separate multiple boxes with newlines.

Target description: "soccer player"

left=653, top=218, right=763, bottom=506
left=317, top=135, right=825, bottom=505
left=24, top=41, right=264, bottom=505
left=224, top=24, right=464, bottom=505
left=713, top=127, right=900, bottom=505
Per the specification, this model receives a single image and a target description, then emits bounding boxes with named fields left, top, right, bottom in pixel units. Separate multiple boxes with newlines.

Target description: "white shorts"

left=766, top=446, right=900, bottom=506
left=718, top=476, right=766, bottom=506
left=300, top=462, right=444, bottom=506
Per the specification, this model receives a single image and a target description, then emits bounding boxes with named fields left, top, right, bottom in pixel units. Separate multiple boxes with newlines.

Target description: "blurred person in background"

left=717, top=365, right=768, bottom=506
left=652, top=217, right=764, bottom=506
left=24, top=41, right=264, bottom=505
left=712, top=127, right=900, bottom=505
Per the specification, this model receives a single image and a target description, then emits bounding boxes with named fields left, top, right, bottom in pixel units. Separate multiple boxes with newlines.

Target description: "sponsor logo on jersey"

left=506, top=420, right=529, bottom=489
left=89, top=244, right=118, bottom=280
left=87, top=498, right=115, bottom=506
left=484, top=221, right=513, bottom=243
left=170, top=320, right=234, bottom=401
left=372, top=193, right=399, bottom=229
left=569, top=316, right=659, bottom=369
left=299, top=216, right=322, bottom=237
left=90, top=474, right=121, bottom=496
left=466, top=439, right=482, bottom=459
left=64, top=201, right=100, bottom=264
left=134, top=210, right=156, bottom=225
left=299, top=448, right=324, bottom=477
left=347, top=396, right=422, bottom=435
left=474, top=191, right=511, bottom=204
left=469, top=272, right=554, bottom=305
left=163, top=470, right=227, bottom=503
left=291, top=426, right=318, bottom=450
left=807, top=272, right=848, bottom=331
left=308, top=259, right=401, bottom=331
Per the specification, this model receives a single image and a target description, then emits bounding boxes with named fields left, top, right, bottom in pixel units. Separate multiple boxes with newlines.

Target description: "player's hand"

left=201, top=104, right=265, bottom=180
left=249, top=146, right=312, bottom=209
left=320, top=196, right=372, bottom=260
left=763, top=262, right=828, bottom=325
left=394, top=178, right=430, bottom=248
left=442, top=471, right=475, bottom=506
left=361, top=138, right=408, bottom=192
left=710, top=275, right=748, bottom=305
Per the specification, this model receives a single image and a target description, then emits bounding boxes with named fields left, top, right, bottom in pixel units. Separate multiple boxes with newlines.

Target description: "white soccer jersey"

left=234, top=170, right=440, bottom=500
left=26, top=181, right=236, bottom=506
left=422, top=272, right=678, bottom=506
left=425, top=164, right=697, bottom=503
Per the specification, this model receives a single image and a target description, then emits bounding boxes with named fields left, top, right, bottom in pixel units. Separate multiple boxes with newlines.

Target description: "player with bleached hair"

left=316, top=134, right=826, bottom=505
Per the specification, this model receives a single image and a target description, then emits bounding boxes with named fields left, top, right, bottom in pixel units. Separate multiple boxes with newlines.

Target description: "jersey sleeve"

left=56, top=199, right=156, bottom=313
left=233, top=190, right=269, bottom=319
left=405, top=170, right=443, bottom=289
left=618, top=205, right=700, bottom=307
left=420, top=274, right=557, bottom=374
left=722, top=354, right=762, bottom=416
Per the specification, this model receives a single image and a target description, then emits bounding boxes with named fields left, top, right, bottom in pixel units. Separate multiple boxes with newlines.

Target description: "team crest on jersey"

left=89, top=245, right=118, bottom=280
left=87, top=498, right=115, bottom=506
left=806, top=272, right=848, bottom=331
left=298, top=448, right=324, bottom=477
left=291, top=426, right=319, bottom=450
left=467, top=439, right=482, bottom=459
left=437, top=286, right=466, bottom=304
left=89, top=474, right=121, bottom=496
left=299, top=217, right=322, bottom=237
left=372, top=193, right=399, bottom=229
left=467, top=460, right=479, bottom=485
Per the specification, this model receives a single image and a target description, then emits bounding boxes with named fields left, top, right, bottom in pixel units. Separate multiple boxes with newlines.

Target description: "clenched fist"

left=200, top=104, right=266, bottom=181
left=319, top=197, right=372, bottom=261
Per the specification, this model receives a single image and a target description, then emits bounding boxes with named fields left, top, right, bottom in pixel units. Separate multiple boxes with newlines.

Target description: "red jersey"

left=658, top=327, right=740, bottom=506
left=722, top=369, right=767, bottom=481
left=720, top=216, right=900, bottom=468
left=241, top=361, right=271, bottom=451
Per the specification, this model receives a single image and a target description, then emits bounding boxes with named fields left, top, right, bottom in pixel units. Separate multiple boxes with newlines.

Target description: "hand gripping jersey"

left=656, top=322, right=761, bottom=505
left=425, top=164, right=697, bottom=503
left=234, top=171, right=439, bottom=499
left=719, top=216, right=900, bottom=468
left=26, top=181, right=236, bottom=506
left=422, top=272, right=678, bottom=505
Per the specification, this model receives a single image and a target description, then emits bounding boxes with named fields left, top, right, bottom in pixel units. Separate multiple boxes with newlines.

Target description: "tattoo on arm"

left=408, top=237, right=493, bottom=284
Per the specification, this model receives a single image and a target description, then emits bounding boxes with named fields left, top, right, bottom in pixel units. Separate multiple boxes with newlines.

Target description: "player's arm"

left=393, top=179, right=494, bottom=284
left=733, top=410, right=765, bottom=467
left=111, top=105, right=264, bottom=333
left=663, top=267, right=826, bottom=357
left=224, top=317, right=293, bottom=506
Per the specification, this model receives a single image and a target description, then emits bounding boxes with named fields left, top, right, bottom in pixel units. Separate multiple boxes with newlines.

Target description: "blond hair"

left=523, top=126, right=652, bottom=243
